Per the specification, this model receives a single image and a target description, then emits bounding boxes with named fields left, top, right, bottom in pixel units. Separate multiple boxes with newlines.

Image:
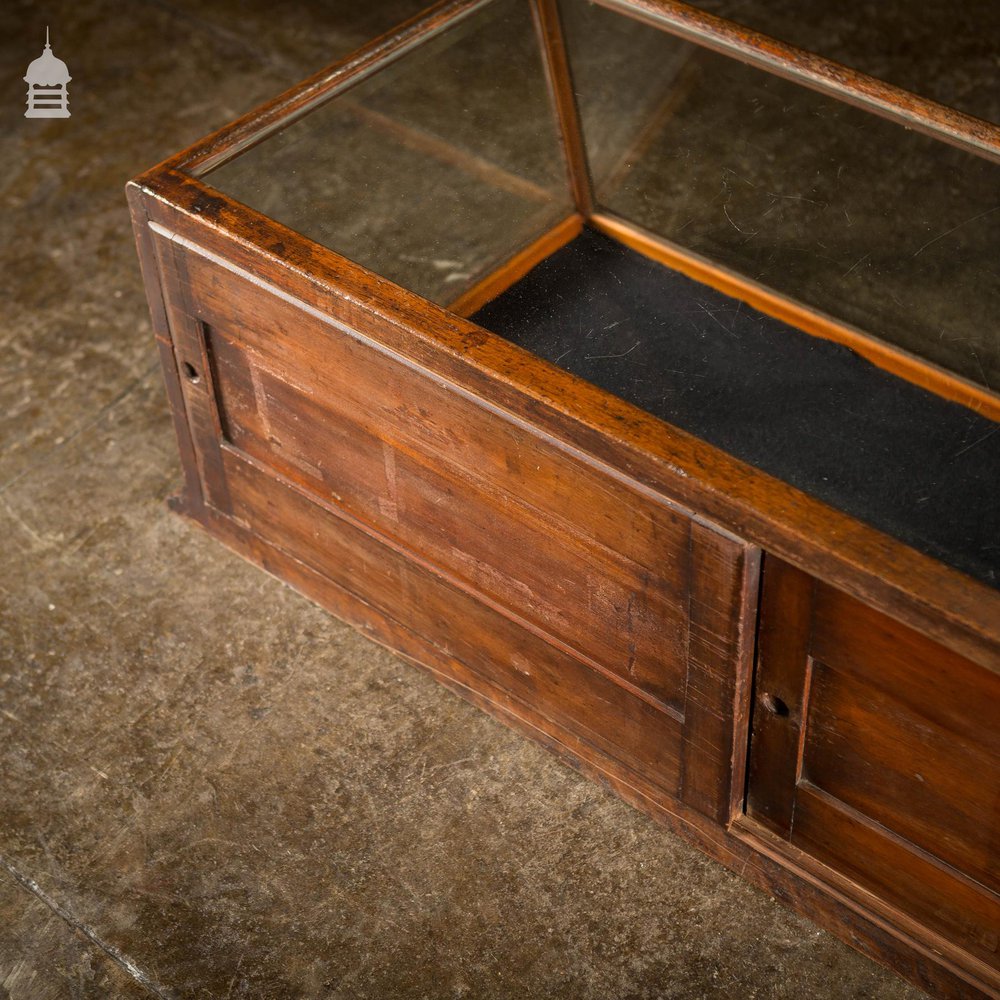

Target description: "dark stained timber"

left=129, top=2, right=1000, bottom=996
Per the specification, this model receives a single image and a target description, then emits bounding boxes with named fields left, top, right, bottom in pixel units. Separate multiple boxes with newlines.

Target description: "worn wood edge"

left=448, top=212, right=583, bottom=316
left=588, top=0, right=1000, bottom=165
left=589, top=212, right=1000, bottom=423
left=126, top=185, right=205, bottom=510
left=131, top=169, right=1000, bottom=667
left=744, top=555, right=813, bottom=834
left=135, top=0, right=495, bottom=180
left=167, top=493, right=996, bottom=1000
left=725, top=540, right=759, bottom=823
left=530, top=0, right=595, bottom=214
left=678, top=529, right=761, bottom=826
left=156, top=228, right=236, bottom=515
left=796, top=778, right=1000, bottom=910
left=732, top=818, right=1000, bottom=999
left=747, top=559, right=1000, bottom=984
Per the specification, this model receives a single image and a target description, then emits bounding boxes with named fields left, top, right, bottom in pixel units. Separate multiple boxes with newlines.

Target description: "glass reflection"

left=207, top=0, right=572, bottom=306
left=560, top=0, right=1000, bottom=392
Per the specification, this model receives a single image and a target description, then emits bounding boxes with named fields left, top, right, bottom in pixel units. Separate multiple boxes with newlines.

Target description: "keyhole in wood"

left=761, top=692, right=790, bottom=717
left=181, top=360, right=200, bottom=383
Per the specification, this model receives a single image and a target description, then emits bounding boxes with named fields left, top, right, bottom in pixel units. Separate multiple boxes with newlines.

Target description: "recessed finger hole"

left=181, top=360, right=200, bottom=383
left=761, top=692, right=790, bottom=717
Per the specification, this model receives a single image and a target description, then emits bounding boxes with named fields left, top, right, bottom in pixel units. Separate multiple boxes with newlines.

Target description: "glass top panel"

left=679, top=0, right=1000, bottom=126
left=561, top=0, right=1000, bottom=392
left=205, top=0, right=572, bottom=306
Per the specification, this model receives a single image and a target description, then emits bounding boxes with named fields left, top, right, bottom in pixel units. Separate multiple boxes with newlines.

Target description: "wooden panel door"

left=747, top=556, right=1000, bottom=986
left=149, top=227, right=760, bottom=826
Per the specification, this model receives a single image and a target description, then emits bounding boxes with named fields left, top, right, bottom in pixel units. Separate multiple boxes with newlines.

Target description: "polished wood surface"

left=128, top=6, right=1000, bottom=994
left=135, top=168, right=1000, bottom=668
left=146, top=218, right=760, bottom=813
left=679, top=521, right=758, bottom=826
left=226, top=447, right=688, bottom=786
left=747, top=556, right=1000, bottom=991
left=130, top=169, right=1000, bottom=993
left=173, top=487, right=996, bottom=1000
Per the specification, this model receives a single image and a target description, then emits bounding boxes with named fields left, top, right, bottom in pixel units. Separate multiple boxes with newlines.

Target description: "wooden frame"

left=447, top=212, right=583, bottom=316
left=367, top=0, right=1000, bottom=422
left=128, top=3, right=1000, bottom=997
left=135, top=160, right=1000, bottom=652
left=543, top=0, right=1000, bottom=420
left=531, top=0, right=595, bottom=213
left=588, top=0, right=1000, bottom=165
left=588, top=212, right=1000, bottom=422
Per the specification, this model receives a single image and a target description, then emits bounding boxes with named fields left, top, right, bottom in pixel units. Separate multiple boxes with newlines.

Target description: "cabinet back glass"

left=560, top=0, right=1000, bottom=392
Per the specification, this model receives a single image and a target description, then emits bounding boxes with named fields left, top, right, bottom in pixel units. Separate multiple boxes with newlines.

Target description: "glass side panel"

left=561, top=0, right=1000, bottom=391
left=206, top=0, right=572, bottom=306
left=678, top=0, right=1000, bottom=126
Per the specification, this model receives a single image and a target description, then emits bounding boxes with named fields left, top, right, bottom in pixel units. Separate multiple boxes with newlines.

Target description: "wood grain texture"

left=166, top=234, right=695, bottom=714
left=130, top=170, right=1000, bottom=671
left=791, top=786, right=1000, bottom=977
left=153, top=238, right=232, bottom=515
left=150, top=222, right=760, bottom=818
left=172, top=492, right=997, bottom=1000
left=734, top=817, right=1000, bottom=1000
left=126, top=186, right=204, bottom=512
left=746, top=557, right=814, bottom=835
left=225, top=448, right=687, bottom=787
left=808, top=587, right=1000, bottom=894
left=679, top=522, right=759, bottom=825
left=748, top=556, right=1000, bottom=989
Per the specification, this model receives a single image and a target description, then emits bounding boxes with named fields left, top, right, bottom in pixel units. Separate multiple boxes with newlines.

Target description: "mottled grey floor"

left=0, top=2, right=929, bottom=998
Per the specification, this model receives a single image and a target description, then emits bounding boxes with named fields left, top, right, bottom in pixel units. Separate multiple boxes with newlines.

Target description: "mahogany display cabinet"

left=128, top=1, right=1000, bottom=995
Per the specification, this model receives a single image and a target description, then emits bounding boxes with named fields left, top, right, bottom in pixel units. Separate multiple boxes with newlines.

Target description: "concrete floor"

left=0, top=2, right=930, bottom=998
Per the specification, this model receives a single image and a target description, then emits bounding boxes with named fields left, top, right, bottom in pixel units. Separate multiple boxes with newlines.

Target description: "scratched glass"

left=205, top=0, right=571, bottom=306
left=560, top=0, right=1000, bottom=392
left=674, top=0, right=1000, bottom=126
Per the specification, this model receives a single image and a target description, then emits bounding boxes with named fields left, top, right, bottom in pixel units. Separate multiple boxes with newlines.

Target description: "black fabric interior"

left=472, top=227, right=1000, bottom=590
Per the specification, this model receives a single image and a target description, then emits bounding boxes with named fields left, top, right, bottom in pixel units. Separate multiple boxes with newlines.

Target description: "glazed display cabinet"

left=127, top=1, right=1000, bottom=995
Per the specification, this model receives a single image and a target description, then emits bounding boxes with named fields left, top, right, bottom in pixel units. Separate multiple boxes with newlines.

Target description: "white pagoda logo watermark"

left=24, top=28, right=71, bottom=118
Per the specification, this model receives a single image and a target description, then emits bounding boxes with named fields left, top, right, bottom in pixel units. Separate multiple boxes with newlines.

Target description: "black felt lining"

left=472, top=227, right=1000, bottom=590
